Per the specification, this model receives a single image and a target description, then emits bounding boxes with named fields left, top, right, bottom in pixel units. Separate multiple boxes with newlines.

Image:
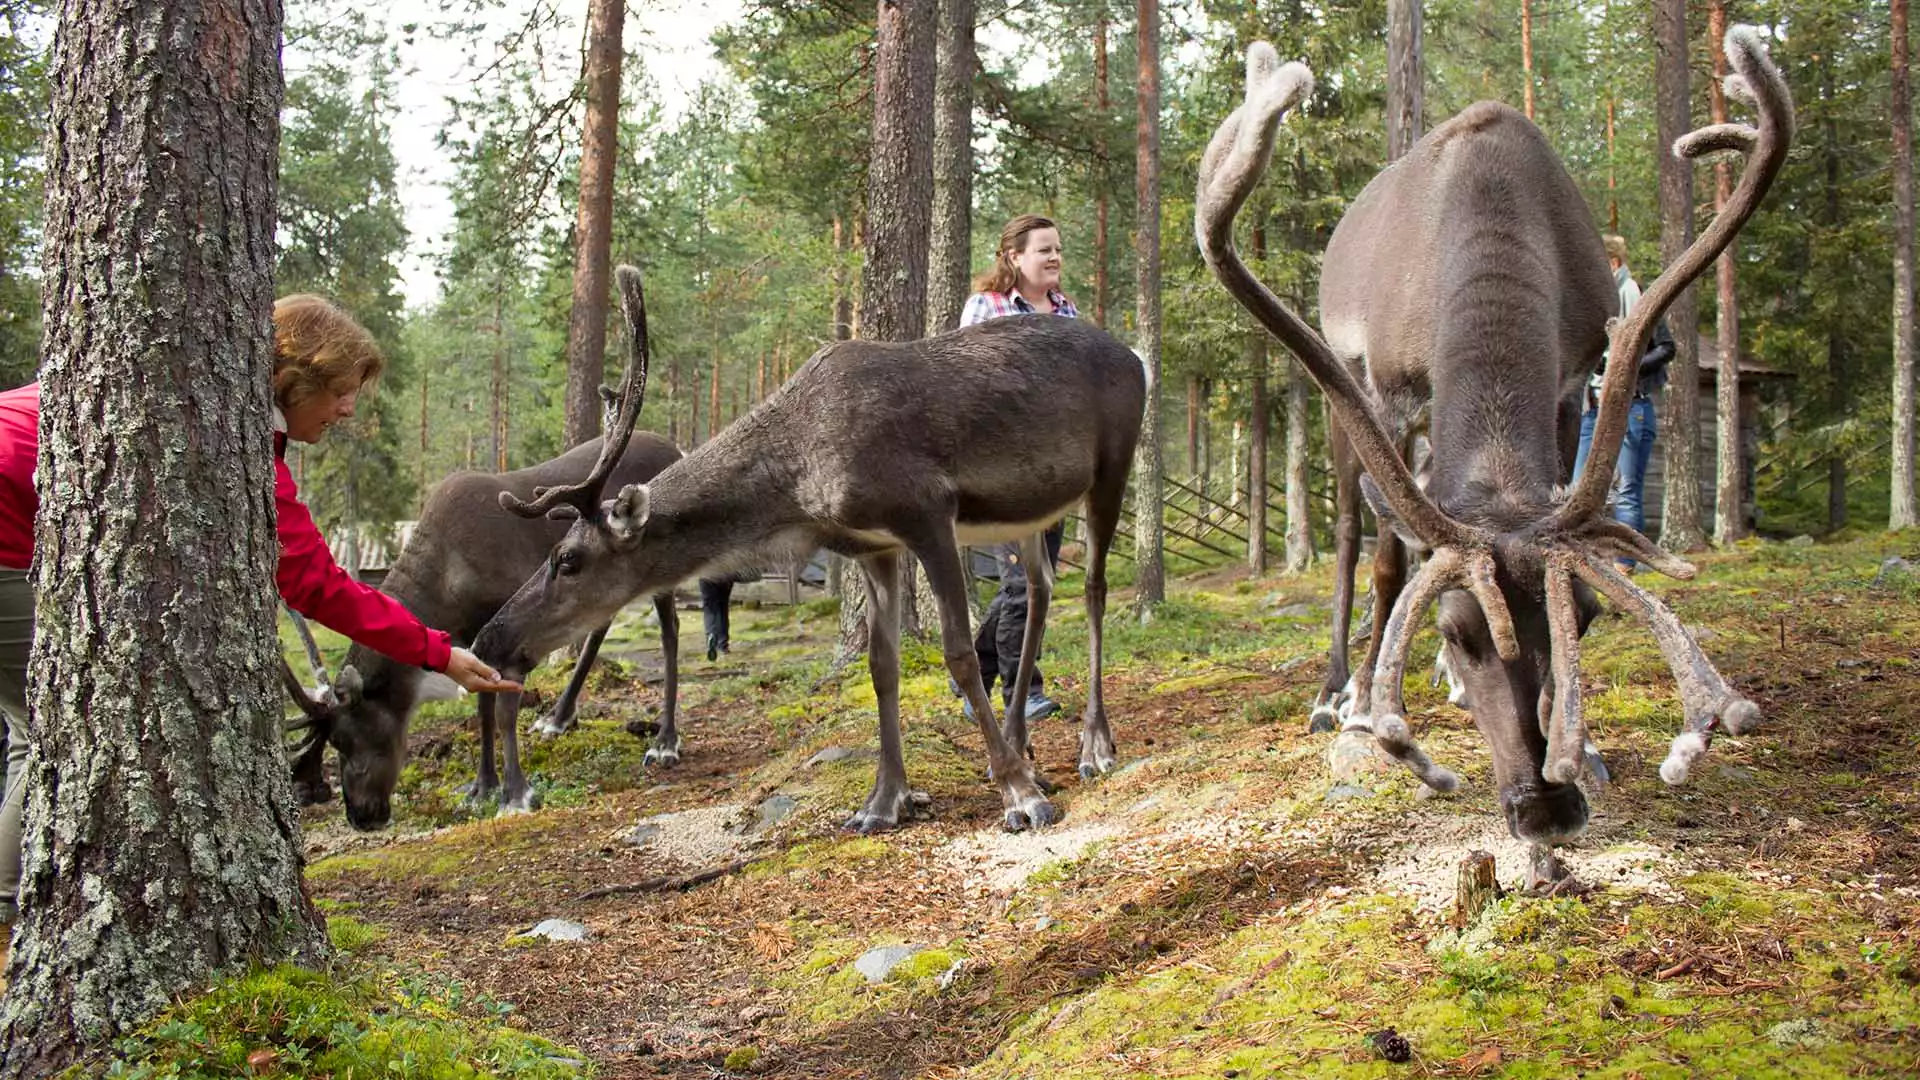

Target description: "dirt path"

left=304, top=536, right=1920, bottom=1078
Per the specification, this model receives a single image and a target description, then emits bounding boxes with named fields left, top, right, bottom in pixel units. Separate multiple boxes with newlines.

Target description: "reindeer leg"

left=914, top=529, right=1057, bottom=831
left=463, top=691, right=501, bottom=806
left=1364, top=550, right=1461, bottom=793
left=645, top=591, right=682, bottom=767
left=1312, top=428, right=1363, bottom=733
left=846, top=552, right=916, bottom=833
left=536, top=625, right=608, bottom=737
left=999, top=531, right=1053, bottom=763
left=1079, top=480, right=1125, bottom=779
left=497, top=689, right=536, bottom=814
left=1345, top=528, right=1406, bottom=734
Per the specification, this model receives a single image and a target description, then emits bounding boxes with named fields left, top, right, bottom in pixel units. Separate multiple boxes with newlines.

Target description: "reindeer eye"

left=554, top=550, right=581, bottom=576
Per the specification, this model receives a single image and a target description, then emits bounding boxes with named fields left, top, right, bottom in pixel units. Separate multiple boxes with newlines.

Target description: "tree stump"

left=1454, top=850, right=1501, bottom=928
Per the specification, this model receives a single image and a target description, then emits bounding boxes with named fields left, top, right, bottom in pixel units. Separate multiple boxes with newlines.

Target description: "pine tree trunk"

left=843, top=0, right=935, bottom=650
left=0, top=1, right=325, bottom=1072
left=1824, top=55, right=1849, bottom=533
left=1709, top=0, right=1743, bottom=545
left=563, top=0, right=624, bottom=448
left=1133, top=0, right=1166, bottom=612
left=1893, top=0, right=1918, bottom=529
left=927, top=0, right=974, bottom=336
left=1094, top=17, right=1110, bottom=330
left=1654, top=0, right=1706, bottom=552
left=1520, top=0, right=1535, bottom=121
left=1186, top=375, right=1201, bottom=478
left=1248, top=220, right=1269, bottom=574
left=1387, top=0, right=1423, bottom=160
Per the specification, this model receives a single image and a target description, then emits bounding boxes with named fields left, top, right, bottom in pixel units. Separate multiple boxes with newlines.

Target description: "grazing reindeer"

left=1197, top=28, right=1789, bottom=884
left=474, top=265, right=1145, bottom=833
left=285, top=430, right=690, bottom=830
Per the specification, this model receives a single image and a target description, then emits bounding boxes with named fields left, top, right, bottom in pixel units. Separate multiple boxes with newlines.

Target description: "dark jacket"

left=1587, top=318, right=1676, bottom=409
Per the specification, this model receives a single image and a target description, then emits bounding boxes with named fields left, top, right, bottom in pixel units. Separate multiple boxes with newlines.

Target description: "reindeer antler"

left=281, top=656, right=333, bottom=757
left=1197, top=47, right=1472, bottom=555
left=1559, top=26, right=1792, bottom=530
left=501, top=265, right=652, bottom=521
left=1197, top=43, right=1485, bottom=786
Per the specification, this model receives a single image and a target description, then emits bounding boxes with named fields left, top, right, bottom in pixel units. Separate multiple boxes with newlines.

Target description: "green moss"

left=325, top=914, right=388, bottom=954
left=722, top=1044, right=760, bottom=1072
left=891, top=948, right=959, bottom=981
left=744, top=835, right=897, bottom=880
left=85, top=963, right=586, bottom=1079
left=967, top=877, right=1920, bottom=1080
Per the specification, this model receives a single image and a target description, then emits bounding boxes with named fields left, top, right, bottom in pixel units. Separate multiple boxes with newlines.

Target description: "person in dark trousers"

left=1573, top=234, right=1675, bottom=569
left=955, top=213, right=1079, bottom=722
left=700, top=575, right=738, bottom=661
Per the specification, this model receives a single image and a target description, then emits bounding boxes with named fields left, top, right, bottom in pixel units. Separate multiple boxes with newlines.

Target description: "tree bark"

left=1386, top=0, right=1423, bottom=160
left=1094, top=16, right=1110, bottom=330
left=1248, top=221, right=1269, bottom=574
left=927, top=0, right=974, bottom=336
left=1186, top=375, right=1201, bottom=479
left=1709, top=0, right=1743, bottom=545
left=858, top=0, right=935, bottom=345
left=0, top=0, right=325, bottom=1072
left=1133, top=0, right=1166, bottom=612
left=1894, top=0, right=1918, bottom=530
left=563, top=0, right=625, bottom=448
left=1520, top=0, right=1535, bottom=121
left=845, top=0, right=936, bottom=649
left=1823, top=52, right=1849, bottom=533
left=1654, top=0, right=1705, bottom=552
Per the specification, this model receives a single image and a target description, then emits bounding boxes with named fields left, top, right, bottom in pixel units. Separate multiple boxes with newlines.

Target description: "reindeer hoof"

left=499, top=790, right=539, bottom=816
left=1002, top=800, right=1059, bottom=832
left=843, top=810, right=900, bottom=834
left=644, top=745, right=682, bottom=768
left=1582, top=742, right=1612, bottom=796
left=533, top=714, right=574, bottom=738
left=1307, top=704, right=1338, bottom=734
left=293, top=780, right=335, bottom=806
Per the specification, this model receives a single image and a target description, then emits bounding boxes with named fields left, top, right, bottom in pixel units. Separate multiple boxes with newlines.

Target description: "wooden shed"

left=1638, top=333, right=1795, bottom=540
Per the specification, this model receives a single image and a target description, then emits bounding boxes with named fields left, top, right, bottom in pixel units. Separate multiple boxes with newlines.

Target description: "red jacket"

left=273, top=430, right=451, bottom=671
left=0, top=382, right=450, bottom=671
left=0, top=384, right=36, bottom=571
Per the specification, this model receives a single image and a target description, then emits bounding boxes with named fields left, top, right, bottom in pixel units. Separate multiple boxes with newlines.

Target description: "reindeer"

left=472, top=266, right=1145, bottom=833
left=286, top=427, right=692, bottom=830
left=1197, top=27, right=1789, bottom=885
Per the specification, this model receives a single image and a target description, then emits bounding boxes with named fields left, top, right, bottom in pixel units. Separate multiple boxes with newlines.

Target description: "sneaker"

left=1022, top=692, right=1061, bottom=721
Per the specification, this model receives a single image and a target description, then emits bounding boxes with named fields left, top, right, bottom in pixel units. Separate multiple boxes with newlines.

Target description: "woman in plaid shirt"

left=954, top=214, right=1076, bottom=724
left=960, top=214, right=1079, bottom=325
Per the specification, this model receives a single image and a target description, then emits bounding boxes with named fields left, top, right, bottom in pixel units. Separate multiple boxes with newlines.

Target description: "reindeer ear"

left=334, top=664, right=364, bottom=705
left=1361, top=475, right=1432, bottom=554
left=606, top=483, right=651, bottom=546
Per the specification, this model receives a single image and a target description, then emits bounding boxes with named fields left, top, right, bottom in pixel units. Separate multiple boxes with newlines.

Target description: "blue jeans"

left=1572, top=396, right=1656, bottom=536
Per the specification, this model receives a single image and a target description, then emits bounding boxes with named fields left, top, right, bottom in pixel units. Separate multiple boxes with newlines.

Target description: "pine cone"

left=1369, top=1027, right=1412, bottom=1063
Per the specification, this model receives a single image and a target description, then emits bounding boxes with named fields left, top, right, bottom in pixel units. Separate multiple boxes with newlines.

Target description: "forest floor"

left=295, top=530, right=1920, bottom=1079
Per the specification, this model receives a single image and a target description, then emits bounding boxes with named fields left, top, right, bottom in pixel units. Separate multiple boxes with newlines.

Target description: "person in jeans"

left=955, top=213, right=1078, bottom=723
left=0, top=297, right=518, bottom=932
left=1573, top=234, right=1675, bottom=564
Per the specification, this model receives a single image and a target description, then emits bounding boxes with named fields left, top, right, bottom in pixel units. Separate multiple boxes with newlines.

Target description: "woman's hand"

left=444, top=647, right=524, bottom=694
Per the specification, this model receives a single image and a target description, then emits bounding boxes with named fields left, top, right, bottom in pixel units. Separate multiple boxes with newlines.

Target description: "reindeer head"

left=472, top=265, right=659, bottom=675
left=281, top=658, right=404, bottom=829
left=1198, top=30, right=1790, bottom=846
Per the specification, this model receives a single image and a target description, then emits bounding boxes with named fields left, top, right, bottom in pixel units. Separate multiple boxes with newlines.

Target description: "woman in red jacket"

left=0, top=295, right=517, bottom=929
left=267, top=294, right=517, bottom=691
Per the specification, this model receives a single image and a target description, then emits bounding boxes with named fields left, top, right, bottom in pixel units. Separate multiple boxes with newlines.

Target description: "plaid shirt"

left=959, top=288, right=1079, bottom=327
